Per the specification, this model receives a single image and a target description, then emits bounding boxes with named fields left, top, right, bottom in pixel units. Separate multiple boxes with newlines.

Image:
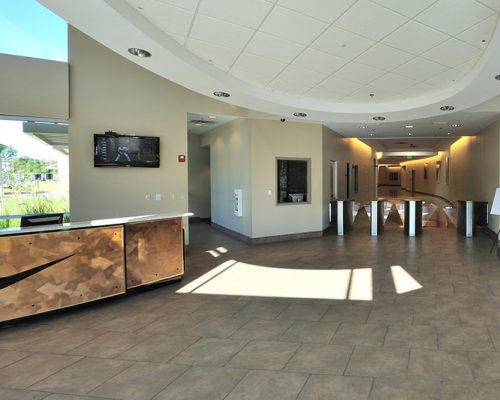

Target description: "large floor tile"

left=331, top=322, right=386, bottom=346
left=370, top=378, right=440, bottom=400
left=438, top=326, right=494, bottom=351
left=185, top=317, right=248, bottom=338
left=345, top=346, right=408, bottom=379
left=384, top=324, right=437, bottom=349
left=0, top=387, right=50, bottom=400
left=279, top=320, right=338, bottom=344
left=226, top=340, right=299, bottom=370
left=116, top=335, right=199, bottom=362
left=231, top=319, right=293, bottom=341
left=297, top=375, right=372, bottom=400
left=68, top=331, right=149, bottom=358
left=285, top=343, right=352, bottom=374
left=408, top=349, right=473, bottom=381
left=469, top=351, right=500, bottom=382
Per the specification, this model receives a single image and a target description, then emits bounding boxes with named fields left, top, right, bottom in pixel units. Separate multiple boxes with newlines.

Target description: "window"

left=0, top=0, right=68, bottom=62
left=389, top=172, right=398, bottom=181
left=277, top=159, right=309, bottom=204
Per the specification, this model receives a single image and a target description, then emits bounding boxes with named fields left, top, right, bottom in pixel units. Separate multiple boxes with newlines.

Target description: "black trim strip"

left=0, top=254, right=75, bottom=290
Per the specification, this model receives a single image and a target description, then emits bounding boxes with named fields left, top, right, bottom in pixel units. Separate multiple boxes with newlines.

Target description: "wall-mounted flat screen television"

left=94, top=133, right=160, bottom=168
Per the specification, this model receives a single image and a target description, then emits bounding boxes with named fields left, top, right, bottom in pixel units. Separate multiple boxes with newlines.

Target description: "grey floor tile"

left=370, top=378, right=440, bottom=400
left=367, top=305, right=413, bottom=324
left=152, top=366, right=247, bottom=400
left=225, top=370, right=308, bottom=400
left=331, top=323, right=386, bottom=346
left=408, top=349, right=473, bottom=381
left=30, top=357, right=132, bottom=395
left=0, top=350, right=32, bottom=369
left=231, top=319, right=293, bottom=341
left=44, top=395, right=114, bottom=400
left=97, top=313, right=163, bottom=332
left=279, top=320, right=338, bottom=344
left=277, top=304, right=330, bottom=321
left=233, top=302, right=288, bottom=319
left=90, top=362, right=188, bottom=400
left=321, top=305, right=371, bottom=323
left=438, top=326, right=494, bottom=351
left=345, top=346, right=408, bottom=379
left=137, top=314, right=206, bottom=335
left=22, top=328, right=104, bottom=354
left=68, top=331, right=149, bottom=358
left=190, top=300, right=249, bottom=318
left=0, top=353, right=82, bottom=389
left=297, top=375, right=372, bottom=400
left=227, top=340, right=299, bottom=370
left=185, top=317, right=248, bottom=338
left=469, top=351, right=500, bottom=382
left=0, top=387, right=49, bottom=400
left=285, top=343, right=353, bottom=375
left=170, top=337, right=247, bottom=367
left=384, top=324, right=437, bottom=349
left=117, top=335, right=199, bottom=362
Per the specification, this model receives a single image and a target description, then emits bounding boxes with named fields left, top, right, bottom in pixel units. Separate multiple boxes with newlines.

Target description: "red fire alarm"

left=178, top=155, right=186, bottom=163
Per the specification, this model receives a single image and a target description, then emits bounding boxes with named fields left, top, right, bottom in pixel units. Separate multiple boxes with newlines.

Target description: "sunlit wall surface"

left=0, top=0, right=67, bottom=61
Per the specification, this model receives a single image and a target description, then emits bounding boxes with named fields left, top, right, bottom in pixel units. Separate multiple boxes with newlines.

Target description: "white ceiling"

left=126, top=0, right=497, bottom=105
left=38, top=0, right=500, bottom=137
left=187, top=112, right=237, bottom=134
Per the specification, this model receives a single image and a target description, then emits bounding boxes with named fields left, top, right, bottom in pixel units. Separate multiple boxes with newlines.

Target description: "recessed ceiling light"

left=373, top=116, right=386, bottom=121
left=213, top=91, right=230, bottom=98
left=369, top=133, right=374, bottom=136
left=440, top=105, right=455, bottom=111
left=208, top=115, right=217, bottom=119
left=451, top=123, right=460, bottom=127
left=128, top=48, right=152, bottom=58
left=408, top=133, right=413, bottom=136
left=495, top=74, right=500, bottom=80
left=405, top=125, right=413, bottom=129
left=447, top=132, right=451, bottom=135
left=195, top=123, right=202, bottom=126
left=359, top=125, right=367, bottom=129
left=293, top=112, right=307, bottom=117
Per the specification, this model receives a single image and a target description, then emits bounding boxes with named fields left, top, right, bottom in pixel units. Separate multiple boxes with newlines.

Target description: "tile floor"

left=1, top=220, right=500, bottom=399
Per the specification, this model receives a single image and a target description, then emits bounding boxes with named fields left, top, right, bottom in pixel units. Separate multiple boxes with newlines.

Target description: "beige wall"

left=68, top=27, right=246, bottom=224
left=188, top=135, right=211, bottom=219
left=201, top=119, right=252, bottom=237
left=322, top=126, right=376, bottom=229
left=0, top=54, right=68, bottom=121
left=379, top=166, right=402, bottom=186
left=401, top=120, right=500, bottom=231
left=251, top=119, right=323, bottom=238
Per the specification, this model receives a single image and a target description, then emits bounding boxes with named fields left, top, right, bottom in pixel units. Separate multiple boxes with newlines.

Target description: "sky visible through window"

left=0, top=0, right=67, bottom=62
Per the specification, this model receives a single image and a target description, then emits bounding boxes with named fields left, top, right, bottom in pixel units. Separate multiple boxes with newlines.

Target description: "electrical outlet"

left=145, top=194, right=151, bottom=201
left=155, top=193, right=161, bottom=201
left=267, top=190, right=272, bottom=196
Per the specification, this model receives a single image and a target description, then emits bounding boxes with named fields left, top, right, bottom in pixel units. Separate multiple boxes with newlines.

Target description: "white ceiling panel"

left=369, top=73, right=419, bottom=92
left=404, top=82, right=440, bottom=97
left=422, top=38, right=482, bottom=67
left=133, top=0, right=194, bottom=36
left=355, top=43, right=414, bottom=71
left=309, top=76, right=363, bottom=97
left=230, top=67, right=275, bottom=87
left=343, top=87, right=402, bottom=103
left=415, top=0, right=494, bottom=36
left=277, top=0, right=357, bottom=23
left=293, top=48, right=348, bottom=76
left=245, top=32, right=304, bottom=63
left=271, top=65, right=325, bottom=90
left=260, top=6, right=328, bottom=45
left=333, top=61, right=386, bottom=84
left=190, top=14, right=253, bottom=49
left=198, top=0, right=273, bottom=29
left=312, top=26, right=375, bottom=59
left=457, top=14, right=498, bottom=49
left=454, top=57, right=479, bottom=72
left=477, top=0, right=500, bottom=11
left=370, top=0, right=438, bottom=18
left=424, top=68, right=465, bottom=88
left=267, top=78, right=310, bottom=96
left=302, top=86, right=347, bottom=102
left=334, top=0, right=408, bottom=41
left=187, top=38, right=240, bottom=71
left=154, top=0, right=199, bottom=11
left=382, top=21, right=449, bottom=55
left=165, top=32, right=186, bottom=44
left=232, top=52, right=287, bottom=77
left=394, top=57, right=448, bottom=81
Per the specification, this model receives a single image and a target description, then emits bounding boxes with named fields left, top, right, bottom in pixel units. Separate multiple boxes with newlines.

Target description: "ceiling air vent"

left=189, top=120, right=216, bottom=125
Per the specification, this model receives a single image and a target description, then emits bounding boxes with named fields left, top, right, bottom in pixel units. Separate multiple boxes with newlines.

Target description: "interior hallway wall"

left=322, top=126, right=376, bottom=229
left=68, top=27, right=247, bottom=224
left=378, top=166, right=402, bottom=186
left=401, top=120, right=500, bottom=231
left=201, top=119, right=252, bottom=237
left=188, top=134, right=211, bottom=219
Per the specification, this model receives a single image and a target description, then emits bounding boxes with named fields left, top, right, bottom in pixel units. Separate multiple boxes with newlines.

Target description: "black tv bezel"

left=93, top=133, right=160, bottom=168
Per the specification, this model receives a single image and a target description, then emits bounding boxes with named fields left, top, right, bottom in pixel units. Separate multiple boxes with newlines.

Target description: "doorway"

left=411, top=170, right=416, bottom=193
left=346, top=163, right=350, bottom=199
left=330, top=161, right=338, bottom=199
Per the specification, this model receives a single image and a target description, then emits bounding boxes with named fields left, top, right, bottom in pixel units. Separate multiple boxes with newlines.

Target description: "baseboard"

left=211, top=222, right=323, bottom=244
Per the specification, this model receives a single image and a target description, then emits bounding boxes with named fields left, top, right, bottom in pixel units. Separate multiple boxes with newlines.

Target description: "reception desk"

left=0, top=213, right=189, bottom=323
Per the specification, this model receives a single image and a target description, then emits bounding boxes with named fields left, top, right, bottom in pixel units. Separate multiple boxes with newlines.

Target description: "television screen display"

left=94, top=134, right=160, bottom=168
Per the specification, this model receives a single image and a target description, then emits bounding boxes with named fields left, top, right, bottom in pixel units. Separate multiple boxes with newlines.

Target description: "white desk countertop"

left=0, top=213, right=193, bottom=236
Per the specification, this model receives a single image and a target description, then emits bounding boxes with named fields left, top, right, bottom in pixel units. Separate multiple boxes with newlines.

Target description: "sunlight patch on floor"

left=348, top=268, right=373, bottom=301
left=391, top=265, right=423, bottom=294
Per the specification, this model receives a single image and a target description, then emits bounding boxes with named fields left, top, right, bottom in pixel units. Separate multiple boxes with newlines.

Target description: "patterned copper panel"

left=0, top=226, right=125, bottom=322
left=125, top=218, right=184, bottom=288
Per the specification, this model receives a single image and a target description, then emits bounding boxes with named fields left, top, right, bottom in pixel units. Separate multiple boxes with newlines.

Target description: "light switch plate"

left=155, top=194, right=161, bottom=201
